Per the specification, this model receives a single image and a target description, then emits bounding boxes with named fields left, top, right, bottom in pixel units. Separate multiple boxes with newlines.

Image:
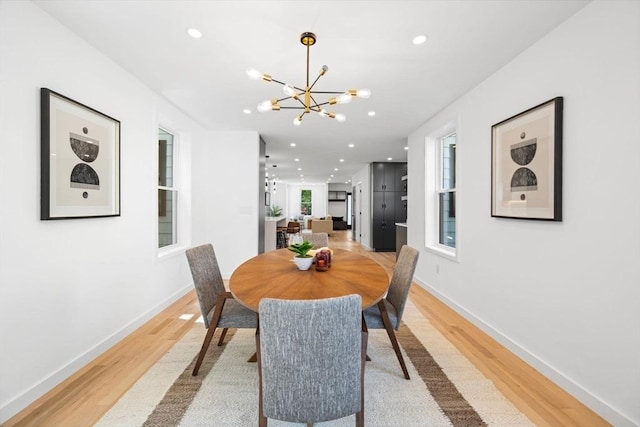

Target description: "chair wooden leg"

left=193, top=295, right=226, bottom=376
left=192, top=325, right=216, bottom=376
left=358, top=327, right=368, bottom=427
left=362, top=314, right=371, bottom=361
left=217, top=327, right=229, bottom=346
left=377, top=301, right=410, bottom=380
left=256, top=326, right=268, bottom=427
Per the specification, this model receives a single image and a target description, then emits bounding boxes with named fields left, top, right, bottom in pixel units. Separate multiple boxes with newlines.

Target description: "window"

left=158, top=129, right=177, bottom=248
left=425, top=122, right=457, bottom=259
left=438, top=133, right=456, bottom=248
left=301, top=189, right=312, bottom=215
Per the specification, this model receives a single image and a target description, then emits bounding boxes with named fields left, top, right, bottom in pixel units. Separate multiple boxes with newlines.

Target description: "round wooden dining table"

left=229, top=248, right=390, bottom=311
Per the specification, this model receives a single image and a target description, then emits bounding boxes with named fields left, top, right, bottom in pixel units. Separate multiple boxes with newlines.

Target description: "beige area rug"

left=96, top=300, right=533, bottom=426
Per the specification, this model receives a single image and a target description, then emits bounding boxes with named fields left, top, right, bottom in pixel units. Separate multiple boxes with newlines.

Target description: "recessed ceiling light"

left=387, top=157, right=393, bottom=161
left=334, top=168, right=339, bottom=171
left=330, top=174, right=334, bottom=178
left=243, top=109, right=251, bottom=114
left=368, top=111, right=376, bottom=117
left=290, top=143, right=296, bottom=147
left=294, top=158, right=300, bottom=162
left=348, top=143, right=355, bottom=148
left=297, top=167, right=302, bottom=171
left=339, top=159, right=344, bottom=162
left=404, top=146, right=409, bottom=150
left=413, top=34, right=427, bottom=45
left=187, top=28, right=203, bottom=39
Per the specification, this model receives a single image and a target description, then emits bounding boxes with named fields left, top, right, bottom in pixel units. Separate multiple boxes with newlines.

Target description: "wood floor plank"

left=3, top=231, right=610, bottom=426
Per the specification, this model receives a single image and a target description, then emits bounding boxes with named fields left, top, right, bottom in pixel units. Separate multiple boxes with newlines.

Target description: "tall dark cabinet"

left=371, top=162, right=407, bottom=252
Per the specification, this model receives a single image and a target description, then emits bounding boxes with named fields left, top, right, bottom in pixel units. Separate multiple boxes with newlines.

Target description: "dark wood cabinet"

left=372, top=191, right=396, bottom=250
left=372, top=162, right=398, bottom=192
left=371, top=162, right=407, bottom=252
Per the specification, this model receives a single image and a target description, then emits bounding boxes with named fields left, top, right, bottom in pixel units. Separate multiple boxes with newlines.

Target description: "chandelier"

left=247, top=32, right=370, bottom=126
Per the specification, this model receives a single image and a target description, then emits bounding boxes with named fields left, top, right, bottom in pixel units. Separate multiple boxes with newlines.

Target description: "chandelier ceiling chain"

left=247, top=32, right=370, bottom=126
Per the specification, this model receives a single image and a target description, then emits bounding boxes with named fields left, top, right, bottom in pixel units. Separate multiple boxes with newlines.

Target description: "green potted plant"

left=288, top=240, right=314, bottom=270
left=270, top=205, right=282, bottom=217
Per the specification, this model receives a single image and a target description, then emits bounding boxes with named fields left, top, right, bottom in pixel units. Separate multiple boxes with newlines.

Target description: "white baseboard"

left=412, top=277, right=636, bottom=427
left=0, top=285, right=192, bottom=424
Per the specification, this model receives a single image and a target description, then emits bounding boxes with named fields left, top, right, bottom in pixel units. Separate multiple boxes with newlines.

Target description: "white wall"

left=407, top=2, right=640, bottom=425
left=352, top=165, right=372, bottom=249
left=190, top=131, right=262, bottom=277
left=0, top=1, right=260, bottom=421
left=285, top=183, right=327, bottom=219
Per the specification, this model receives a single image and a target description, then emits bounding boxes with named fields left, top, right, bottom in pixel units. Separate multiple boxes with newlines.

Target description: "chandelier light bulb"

left=319, top=65, right=329, bottom=76
left=335, top=113, right=346, bottom=122
left=283, top=84, right=296, bottom=96
left=356, top=88, right=371, bottom=98
left=293, top=115, right=303, bottom=126
left=257, top=100, right=272, bottom=112
left=246, top=68, right=262, bottom=80
left=337, top=93, right=352, bottom=104
left=318, top=109, right=328, bottom=117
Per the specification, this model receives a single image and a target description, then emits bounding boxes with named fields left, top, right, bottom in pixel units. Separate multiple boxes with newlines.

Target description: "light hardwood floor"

left=3, top=231, right=609, bottom=427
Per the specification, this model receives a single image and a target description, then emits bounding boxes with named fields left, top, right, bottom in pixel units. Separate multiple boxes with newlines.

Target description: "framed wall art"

left=41, top=88, right=120, bottom=220
left=491, top=97, right=563, bottom=221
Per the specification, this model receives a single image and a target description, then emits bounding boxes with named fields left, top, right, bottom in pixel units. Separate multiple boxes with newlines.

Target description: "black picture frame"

left=491, top=97, right=563, bottom=221
left=265, top=191, right=270, bottom=206
left=41, top=88, right=121, bottom=220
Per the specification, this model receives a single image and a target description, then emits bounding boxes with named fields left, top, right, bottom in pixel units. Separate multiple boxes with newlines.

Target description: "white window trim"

left=425, top=120, right=458, bottom=261
left=157, top=125, right=187, bottom=258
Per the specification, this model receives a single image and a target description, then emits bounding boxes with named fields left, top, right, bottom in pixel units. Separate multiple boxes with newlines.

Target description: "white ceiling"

left=34, top=0, right=588, bottom=185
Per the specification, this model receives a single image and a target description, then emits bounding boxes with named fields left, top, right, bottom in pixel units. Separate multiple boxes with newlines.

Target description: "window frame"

left=158, top=127, right=179, bottom=251
left=300, top=189, right=312, bottom=216
left=437, top=132, right=456, bottom=249
left=425, top=121, right=458, bottom=261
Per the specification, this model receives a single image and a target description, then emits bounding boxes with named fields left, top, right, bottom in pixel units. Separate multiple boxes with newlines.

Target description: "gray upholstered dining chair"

left=256, top=295, right=367, bottom=427
left=307, top=232, right=329, bottom=248
left=363, top=245, right=419, bottom=380
left=185, top=243, right=258, bottom=376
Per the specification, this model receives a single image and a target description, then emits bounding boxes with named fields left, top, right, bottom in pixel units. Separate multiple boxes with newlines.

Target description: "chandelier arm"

left=279, top=106, right=307, bottom=110
left=274, top=96, right=294, bottom=103
left=314, top=100, right=334, bottom=108
left=309, top=91, right=345, bottom=94
left=269, top=78, right=288, bottom=86
left=308, top=74, right=324, bottom=91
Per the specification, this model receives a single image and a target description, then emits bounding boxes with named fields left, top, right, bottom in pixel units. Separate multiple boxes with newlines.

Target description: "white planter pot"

left=293, top=256, right=314, bottom=271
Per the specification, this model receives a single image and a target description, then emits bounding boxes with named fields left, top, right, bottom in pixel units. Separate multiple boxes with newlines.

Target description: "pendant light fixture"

left=247, top=32, right=370, bottom=126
